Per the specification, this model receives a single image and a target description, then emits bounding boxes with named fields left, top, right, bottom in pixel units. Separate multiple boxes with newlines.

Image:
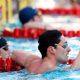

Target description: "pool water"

left=0, top=37, right=80, bottom=80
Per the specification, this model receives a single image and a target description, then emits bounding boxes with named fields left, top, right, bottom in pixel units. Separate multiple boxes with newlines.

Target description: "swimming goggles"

left=55, top=42, right=68, bottom=49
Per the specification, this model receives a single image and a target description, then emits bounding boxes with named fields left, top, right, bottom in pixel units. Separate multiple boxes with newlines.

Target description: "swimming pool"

left=0, top=37, right=80, bottom=80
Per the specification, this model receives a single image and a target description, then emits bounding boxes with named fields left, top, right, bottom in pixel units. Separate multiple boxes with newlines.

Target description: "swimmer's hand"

left=70, top=50, right=80, bottom=70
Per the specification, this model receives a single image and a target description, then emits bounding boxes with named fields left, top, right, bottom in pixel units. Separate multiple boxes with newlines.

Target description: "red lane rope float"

left=3, top=28, right=80, bottom=38
left=76, top=9, right=80, bottom=16
left=38, top=8, right=80, bottom=15
left=59, top=30, right=80, bottom=37
left=44, top=9, right=51, bottom=14
left=30, top=28, right=39, bottom=38
left=67, top=8, right=76, bottom=15
left=67, top=30, right=76, bottom=37
left=76, top=31, right=80, bottom=37
left=30, top=28, right=46, bottom=38
left=3, top=29, right=13, bottom=37
left=60, top=8, right=68, bottom=15
left=22, top=28, right=30, bottom=38
left=51, top=8, right=60, bottom=15
left=59, top=30, right=67, bottom=37
left=38, top=28, right=46, bottom=36
left=13, top=28, right=22, bottom=38
left=3, top=28, right=46, bottom=38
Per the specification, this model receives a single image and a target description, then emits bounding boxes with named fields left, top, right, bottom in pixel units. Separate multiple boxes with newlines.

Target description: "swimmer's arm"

left=0, top=49, right=45, bottom=74
left=0, top=49, right=38, bottom=66
left=11, top=50, right=41, bottom=65
left=11, top=50, right=42, bottom=73
left=62, top=51, right=80, bottom=70
left=69, top=51, right=80, bottom=70
left=11, top=50, right=31, bottom=66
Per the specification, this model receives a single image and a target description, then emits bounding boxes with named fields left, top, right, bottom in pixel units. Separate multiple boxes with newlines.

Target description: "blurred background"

left=0, top=0, right=80, bottom=32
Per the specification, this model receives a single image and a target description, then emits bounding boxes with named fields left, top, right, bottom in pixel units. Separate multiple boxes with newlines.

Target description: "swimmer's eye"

left=62, top=43, right=68, bottom=49
left=55, top=42, right=68, bottom=49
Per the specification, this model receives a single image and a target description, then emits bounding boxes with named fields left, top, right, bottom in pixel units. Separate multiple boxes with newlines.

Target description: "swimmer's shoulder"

left=12, top=50, right=41, bottom=62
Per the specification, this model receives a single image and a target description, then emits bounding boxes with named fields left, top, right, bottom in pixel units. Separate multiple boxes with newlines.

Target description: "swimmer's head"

left=0, top=37, right=8, bottom=51
left=19, top=6, right=42, bottom=25
left=38, top=30, right=71, bottom=64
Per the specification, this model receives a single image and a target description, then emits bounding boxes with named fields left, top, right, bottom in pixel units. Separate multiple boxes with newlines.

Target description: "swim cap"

left=0, top=37, right=8, bottom=50
left=19, top=6, right=38, bottom=24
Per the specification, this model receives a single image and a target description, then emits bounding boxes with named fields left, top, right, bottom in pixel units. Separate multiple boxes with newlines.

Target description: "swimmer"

left=19, top=6, right=43, bottom=28
left=0, top=30, right=71, bottom=73
left=0, top=37, right=42, bottom=72
left=1, top=30, right=80, bottom=74
left=19, top=6, right=52, bottom=30
left=4, top=6, right=53, bottom=34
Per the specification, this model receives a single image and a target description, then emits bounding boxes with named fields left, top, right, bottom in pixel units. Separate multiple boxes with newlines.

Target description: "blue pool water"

left=0, top=37, right=80, bottom=80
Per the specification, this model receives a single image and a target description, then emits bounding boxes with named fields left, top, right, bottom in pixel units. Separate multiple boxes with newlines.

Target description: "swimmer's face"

left=33, top=15, right=42, bottom=22
left=54, top=36, right=71, bottom=64
left=30, top=14, right=42, bottom=22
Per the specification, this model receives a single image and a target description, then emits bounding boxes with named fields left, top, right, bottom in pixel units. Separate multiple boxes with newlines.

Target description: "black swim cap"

left=0, top=37, right=8, bottom=50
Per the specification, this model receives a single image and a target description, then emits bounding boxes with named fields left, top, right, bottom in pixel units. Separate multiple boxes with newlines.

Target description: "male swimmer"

left=1, top=30, right=80, bottom=74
